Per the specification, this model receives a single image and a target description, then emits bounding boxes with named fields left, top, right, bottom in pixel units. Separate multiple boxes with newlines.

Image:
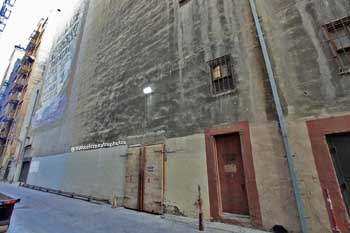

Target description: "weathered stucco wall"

left=164, top=134, right=210, bottom=219
left=27, top=0, right=350, bottom=232
left=27, top=154, right=68, bottom=190
left=250, top=122, right=299, bottom=231
left=71, top=0, right=272, bottom=147
left=27, top=146, right=127, bottom=201
left=61, top=146, right=127, bottom=201
left=29, top=1, right=350, bottom=162
left=287, top=120, right=331, bottom=233
left=251, top=1, right=349, bottom=232
left=254, top=0, right=350, bottom=120
left=30, top=0, right=88, bottom=157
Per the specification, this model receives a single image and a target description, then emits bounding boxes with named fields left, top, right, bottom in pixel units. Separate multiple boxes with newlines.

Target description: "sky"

left=0, top=0, right=73, bottom=81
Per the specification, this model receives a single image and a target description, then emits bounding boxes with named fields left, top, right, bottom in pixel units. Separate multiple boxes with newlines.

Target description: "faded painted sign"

left=33, top=6, right=83, bottom=128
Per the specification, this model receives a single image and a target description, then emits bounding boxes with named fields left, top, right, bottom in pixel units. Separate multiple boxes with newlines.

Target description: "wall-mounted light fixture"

left=143, top=86, right=153, bottom=95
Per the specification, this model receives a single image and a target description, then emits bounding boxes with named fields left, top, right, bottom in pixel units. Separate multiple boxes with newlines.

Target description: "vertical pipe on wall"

left=248, top=0, right=309, bottom=232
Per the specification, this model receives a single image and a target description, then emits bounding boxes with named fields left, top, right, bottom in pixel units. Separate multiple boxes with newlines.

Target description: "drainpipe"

left=248, top=1, right=309, bottom=232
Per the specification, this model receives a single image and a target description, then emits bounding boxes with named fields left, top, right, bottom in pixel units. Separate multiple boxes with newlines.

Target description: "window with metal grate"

left=208, top=55, right=235, bottom=95
left=323, top=16, right=350, bottom=75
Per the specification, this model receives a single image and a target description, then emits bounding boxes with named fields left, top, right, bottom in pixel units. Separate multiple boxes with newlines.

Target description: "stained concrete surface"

left=0, top=184, right=267, bottom=233
left=164, top=134, right=211, bottom=219
left=27, top=146, right=127, bottom=202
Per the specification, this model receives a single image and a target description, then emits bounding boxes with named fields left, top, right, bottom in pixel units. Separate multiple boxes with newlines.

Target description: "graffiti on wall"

left=32, top=8, right=82, bottom=128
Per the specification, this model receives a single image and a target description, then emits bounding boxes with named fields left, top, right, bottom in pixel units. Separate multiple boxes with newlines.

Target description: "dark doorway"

left=215, top=133, right=249, bottom=216
left=19, top=160, right=31, bottom=183
left=3, top=161, right=11, bottom=181
left=326, top=133, right=350, bottom=216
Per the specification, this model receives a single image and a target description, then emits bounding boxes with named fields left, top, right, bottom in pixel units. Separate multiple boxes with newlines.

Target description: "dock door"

left=124, top=144, right=164, bottom=214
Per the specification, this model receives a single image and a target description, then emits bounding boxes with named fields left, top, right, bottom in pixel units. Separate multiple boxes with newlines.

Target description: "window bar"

left=220, top=62, right=225, bottom=93
left=228, top=57, right=234, bottom=90
left=330, top=18, right=349, bottom=71
left=329, top=20, right=344, bottom=68
left=216, top=59, right=221, bottom=94
left=213, top=59, right=220, bottom=94
left=223, top=56, right=229, bottom=93
left=210, top=63, right=216, bottom=95
left=219, top=58, right=224, bottom=93
left=228, top=58, right=233, bottom=90
left=228, top=56, right=231, bottom=90
left=339, top=17, right=350, bottom=69
left=323, top=23, right=345, bottom=70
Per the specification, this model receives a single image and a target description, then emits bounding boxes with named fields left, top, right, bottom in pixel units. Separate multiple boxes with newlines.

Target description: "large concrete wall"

left=27, top=0, right=350, bottom=232
left=27, top=154, right=68, bottom=190
left=250, top=121, right=332, bottom=232
left=69, top=0, right=272, bottom=147
left=61, top=146, right=127, bottom=201
left=250, top=123, right=299, bottom=231
left=30, top=0, right=88, bottom=157
left=33, top=0, right=350, bottom=155
left=251, top=1, right=350, bottom=232
left=27, top=146, right=127, bottom=202
left=287, top=120, right=331, bottom=233
left=254, top=0, right=350, bottom=120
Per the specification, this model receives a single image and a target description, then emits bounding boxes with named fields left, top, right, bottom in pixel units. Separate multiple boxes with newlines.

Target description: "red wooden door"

left=215, top=133, right=249, bottom=216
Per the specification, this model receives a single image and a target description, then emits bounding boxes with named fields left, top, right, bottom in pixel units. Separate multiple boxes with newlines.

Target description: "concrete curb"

left=162, top=214, right=269, bottom=233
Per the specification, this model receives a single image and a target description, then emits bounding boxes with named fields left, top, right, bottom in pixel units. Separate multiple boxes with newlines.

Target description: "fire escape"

left=0, top=19, right=46, bottom=156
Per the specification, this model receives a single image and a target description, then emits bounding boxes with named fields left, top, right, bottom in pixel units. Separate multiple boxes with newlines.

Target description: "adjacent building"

left=0, top=46, right=25, bottom=160
left=8, top=0, right=350, bottom=232
left=0, top=19, right=47, bottom=181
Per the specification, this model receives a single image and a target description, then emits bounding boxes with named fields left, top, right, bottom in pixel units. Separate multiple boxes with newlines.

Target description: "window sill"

left=212, top=89, right=237, bottom=98
left=338, top=68, right=350, bottom=75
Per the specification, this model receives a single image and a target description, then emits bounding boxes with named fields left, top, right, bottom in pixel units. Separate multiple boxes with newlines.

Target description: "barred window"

left=322, top=16, right=350, bottom=74
left=208, top=55, right=235, bottom=95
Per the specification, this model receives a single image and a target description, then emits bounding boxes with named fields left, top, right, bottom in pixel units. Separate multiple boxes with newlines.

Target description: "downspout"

left=248, top=1, right=309, bottom=232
